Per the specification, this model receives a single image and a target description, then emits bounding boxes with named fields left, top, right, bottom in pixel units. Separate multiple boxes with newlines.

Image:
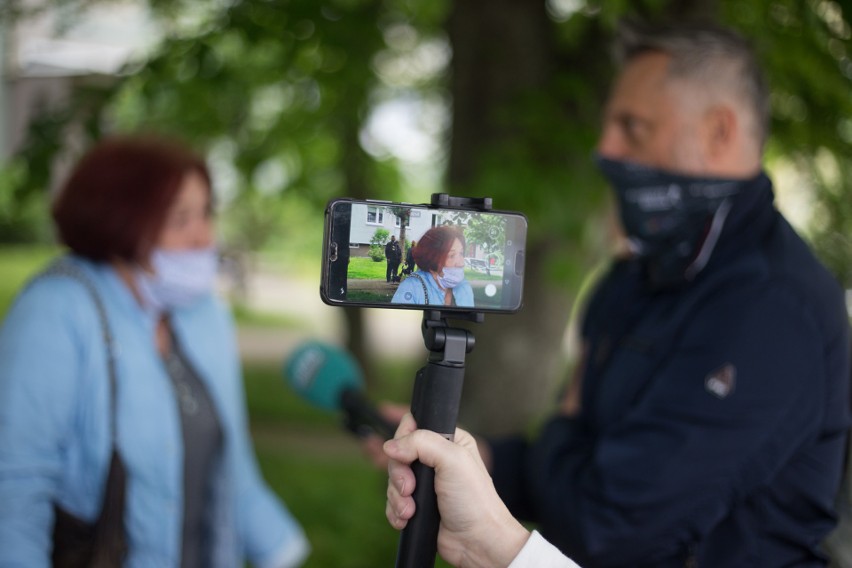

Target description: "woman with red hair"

left=0, top=135, right=309, bottom=567
left=391, top=225, right=473, bottom=307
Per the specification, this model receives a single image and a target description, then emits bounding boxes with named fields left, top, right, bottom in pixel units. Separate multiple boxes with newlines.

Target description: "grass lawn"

left=347, top=255, right=504, bottom=282
left=346, top=256, right=388, bottom=279
left=244, top=364, right=405, bottom=567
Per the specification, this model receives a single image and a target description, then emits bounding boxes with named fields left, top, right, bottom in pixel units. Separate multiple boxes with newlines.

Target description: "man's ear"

left=702, top=104, right=738, bottom=160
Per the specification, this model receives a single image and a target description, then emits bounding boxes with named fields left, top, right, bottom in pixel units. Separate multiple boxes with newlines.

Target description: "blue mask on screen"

left=437, top=266, right=465, bottom=289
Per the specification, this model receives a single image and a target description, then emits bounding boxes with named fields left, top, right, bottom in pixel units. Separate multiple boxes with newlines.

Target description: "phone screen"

left=320, top=199, right=527, bottom=313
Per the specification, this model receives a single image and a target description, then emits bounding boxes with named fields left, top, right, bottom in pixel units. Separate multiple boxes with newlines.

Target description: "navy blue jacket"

left=491, top=174, right=851, bottom=567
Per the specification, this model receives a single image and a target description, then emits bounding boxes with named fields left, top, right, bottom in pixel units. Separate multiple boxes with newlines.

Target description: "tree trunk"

left=446, top=0, right=574, bottom=435
left=340, top=100, right=377, bottom=385
left=459, top=243, right=575, bottom=435
left=447, top=0, right=554, bottom=185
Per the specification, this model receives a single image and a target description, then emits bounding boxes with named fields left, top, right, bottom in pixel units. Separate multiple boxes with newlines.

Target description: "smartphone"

left=320, top=198, right=527, bottom=313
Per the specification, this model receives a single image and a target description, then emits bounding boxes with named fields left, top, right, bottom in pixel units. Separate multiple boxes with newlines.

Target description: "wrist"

left=492, top=522, right=531, bottom=568
left=465, top=519, right=530, bottom=568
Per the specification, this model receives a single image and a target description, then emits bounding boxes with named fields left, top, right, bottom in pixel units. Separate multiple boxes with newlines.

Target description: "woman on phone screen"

left=391, top=225, right=473, bottom=307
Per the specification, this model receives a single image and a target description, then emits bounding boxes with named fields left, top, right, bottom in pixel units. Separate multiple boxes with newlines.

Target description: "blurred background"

left=1, top=0, right=850, bottom=566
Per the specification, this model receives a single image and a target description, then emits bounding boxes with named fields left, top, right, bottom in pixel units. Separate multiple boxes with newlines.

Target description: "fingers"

left=361, top=408, right=411, bottom=470
left=378, top=402, right=410, bottom=425
left=385, top=413, right=418, bottom=531
left=384, top=419, right=481, bottom=473
left=382, top=413, right=423, bottom=467
left=384, top=428, right=451, bottom=470
left=393, top=412, right=417, bottom=439
left=452, top=427, right=478, bottom=452
left=385, top=415, right=417, bottom=508
left=361, top=433, right=390, bottom=469
left=386, top=478, right=415, bottom=529
left=387, top=452, right=416, bottom=499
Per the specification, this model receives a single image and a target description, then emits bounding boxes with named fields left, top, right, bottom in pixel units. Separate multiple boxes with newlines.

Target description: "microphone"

left=283, top=341, right=397, bottom=440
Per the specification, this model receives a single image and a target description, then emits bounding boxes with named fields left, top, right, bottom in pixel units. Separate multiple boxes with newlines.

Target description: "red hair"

left=413, top=225, right=465, bottom=272
left=52, top=135, right=211, bottom=263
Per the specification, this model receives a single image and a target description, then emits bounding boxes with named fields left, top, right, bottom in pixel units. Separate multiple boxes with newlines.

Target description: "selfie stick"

left=395, top=194, right=490, bottom=568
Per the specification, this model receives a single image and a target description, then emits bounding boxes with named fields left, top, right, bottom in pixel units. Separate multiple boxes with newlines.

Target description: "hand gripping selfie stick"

left=395, top=194, right=490, bottom=568
left=394, top=310, right=481, bottom=568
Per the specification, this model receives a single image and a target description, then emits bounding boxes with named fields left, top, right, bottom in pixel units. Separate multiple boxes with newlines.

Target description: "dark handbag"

left=43, top=261, right=129, bottom=568
left=52, top=452, right=127, bottom=567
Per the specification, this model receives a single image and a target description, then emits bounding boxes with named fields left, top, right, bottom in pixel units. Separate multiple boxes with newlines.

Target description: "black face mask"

left=596, top=155, right=747, bottom=289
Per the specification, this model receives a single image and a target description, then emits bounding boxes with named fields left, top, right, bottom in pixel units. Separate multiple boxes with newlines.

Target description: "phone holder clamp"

left=430, top=193, right=493, bottom=211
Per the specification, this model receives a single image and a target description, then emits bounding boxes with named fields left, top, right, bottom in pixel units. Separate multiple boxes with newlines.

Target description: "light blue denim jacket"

left=391, top=270, right=474, bottom=307
left=0, top=256, right=309, bottom=567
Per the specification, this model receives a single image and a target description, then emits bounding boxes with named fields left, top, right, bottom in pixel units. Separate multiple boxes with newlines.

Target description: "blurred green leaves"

left=728, top=0, right=852, bottom=285
left=3, top=0, right=850, bottom=284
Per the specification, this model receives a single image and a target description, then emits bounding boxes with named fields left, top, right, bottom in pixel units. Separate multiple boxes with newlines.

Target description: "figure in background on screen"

left=392, top=226, right=473, bottom=307
left=385, top=235, right=402, bottom=283
left=402, top=240, right=417, bottom=276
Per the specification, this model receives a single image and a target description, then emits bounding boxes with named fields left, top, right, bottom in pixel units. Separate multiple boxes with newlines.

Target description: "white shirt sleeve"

left=507, top=531, right=582, bottom=568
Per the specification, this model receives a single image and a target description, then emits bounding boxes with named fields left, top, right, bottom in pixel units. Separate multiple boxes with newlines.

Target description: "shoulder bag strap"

left=41, top=260, right=119, bottom=443
left=408, top=272, right=430, bottom=305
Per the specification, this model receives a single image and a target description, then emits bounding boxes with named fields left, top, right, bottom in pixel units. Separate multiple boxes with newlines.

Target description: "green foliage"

left=805, top=153, right=852, bottom=285
left=369, top=227, right=389, bottom=262
left=230, top=304, right=308, bottom=329
left=721, top=0, right=852, bottom=286
left=0, top=162, right=52, bottom=243
left=462, top=213, right=505, bottom=256
left=9, top=0, right=849, bottom=285
left=4, top=0, right=450, bottom=250
left=370, top=228, right=390, bottom=247
left=447, top=0, right=852, bottom=287
left=218, top=191, right=290, bottom=253
left=0, top=245, right=60, bottom=317
left=0, top=97, right=90, bottom=244
left=368, top=245, right=385, bottom=262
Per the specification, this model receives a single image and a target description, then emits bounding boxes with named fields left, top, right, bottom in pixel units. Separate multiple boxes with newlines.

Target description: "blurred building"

left=0, top=0, right=157, bottom=171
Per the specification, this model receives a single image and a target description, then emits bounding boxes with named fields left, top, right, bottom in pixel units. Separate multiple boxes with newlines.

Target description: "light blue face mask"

left=136, top=247, right=218, bottom=313
left=437, top=266, right=466, bottom=289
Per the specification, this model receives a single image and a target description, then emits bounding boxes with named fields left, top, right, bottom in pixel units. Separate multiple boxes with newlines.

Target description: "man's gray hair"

left=615, top=19, right=770, bottom=147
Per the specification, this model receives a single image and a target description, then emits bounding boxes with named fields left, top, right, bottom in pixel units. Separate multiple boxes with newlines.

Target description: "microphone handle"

left=339, top=388, right=397, bottom=440
left=395, top=362, right=465, bottom=568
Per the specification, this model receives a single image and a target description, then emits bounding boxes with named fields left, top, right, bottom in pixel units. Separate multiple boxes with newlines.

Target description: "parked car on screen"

left=465, top=257, right=489, bottom=274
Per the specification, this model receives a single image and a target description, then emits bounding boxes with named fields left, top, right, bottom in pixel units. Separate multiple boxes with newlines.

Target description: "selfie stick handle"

left=395, top=311, right=477, bottom=568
